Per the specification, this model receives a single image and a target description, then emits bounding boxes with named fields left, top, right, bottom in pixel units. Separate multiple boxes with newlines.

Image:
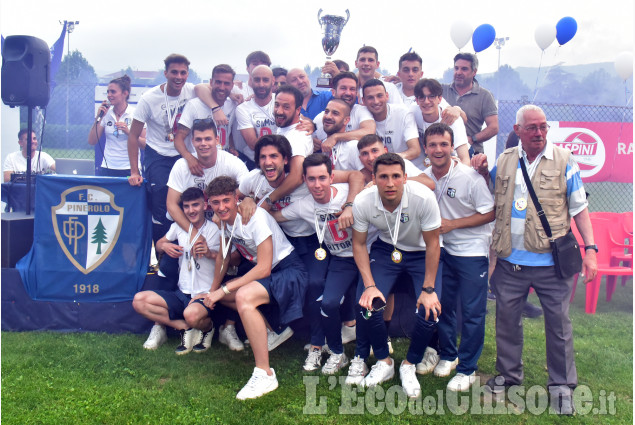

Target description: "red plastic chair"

left=589, top=212, right=633, bottom=290
left=584, top=217, right=633, bottom=314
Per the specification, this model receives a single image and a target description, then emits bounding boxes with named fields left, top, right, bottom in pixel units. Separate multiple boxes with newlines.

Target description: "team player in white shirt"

left=422, top=123, right=494, bottom=392
left=270, top=154, right=360, bottom=374
left=320, top=99, right=364, bottom=171
left=362, top=79, right=421, bottom=162
left=349, top=153, right=442, bottom=399
left=412, top=78, right=470, bottom=167
left=395, top=52, right=424, bottom=105
left=127, top=54, right=196, bottom=244
left=204, top=176, right=308, bottom=400
left=175, top=64, right=239, bottom=176
left=166, top=118, right=248, bottom=230
left=133, top=188, right=227, bottom=355
left=234, top=65, right=277, bottom=169
left=313, top=72, right=375, bottom=154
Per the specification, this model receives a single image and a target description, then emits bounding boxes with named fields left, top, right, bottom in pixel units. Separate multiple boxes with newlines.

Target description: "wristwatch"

left=472, top=134, right=479, bottom=144
left=585, top=245, right=599, bottom=252
left=422, top=286, right=435, bottom=294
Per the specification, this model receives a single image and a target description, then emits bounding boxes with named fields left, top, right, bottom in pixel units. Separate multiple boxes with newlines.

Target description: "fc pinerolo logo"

left=52, top=186, right=123, bottom=274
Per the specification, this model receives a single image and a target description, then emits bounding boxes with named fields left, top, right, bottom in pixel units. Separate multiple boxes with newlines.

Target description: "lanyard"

left=220, top=215, right=239, bottom=272
left=314, top=187, right=334, bottom=246
left=253, top=178, right=274, bottom=207
left=186, top=222, right=206, bottom=290
left=435, top=159, right=456, bottom=204
left=383, top=197, right=404, bottom=248
left=163, top=85, right=181, bottom=136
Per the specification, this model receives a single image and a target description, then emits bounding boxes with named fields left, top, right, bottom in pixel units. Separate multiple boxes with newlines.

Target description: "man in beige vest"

left=474, top=105, right=597, bottom=415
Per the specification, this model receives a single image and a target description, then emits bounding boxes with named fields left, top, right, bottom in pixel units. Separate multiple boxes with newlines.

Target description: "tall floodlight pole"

left=60, top=20, right=79, bottom=147
left=494, top=37, right=509, bottom=100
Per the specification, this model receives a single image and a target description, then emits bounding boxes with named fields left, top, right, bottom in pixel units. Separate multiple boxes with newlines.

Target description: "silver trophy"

left=317, top=8, right=350, bottom=88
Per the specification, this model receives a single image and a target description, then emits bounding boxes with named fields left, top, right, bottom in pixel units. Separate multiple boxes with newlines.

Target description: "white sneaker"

left=322, top=353, right=349, bottom=375
left=447, top=372, right=476, bottom=392
left=175, top=328, right=200, bottom=355
left=193, top=327, right=214, bottom=353
left=341, top=325, right=357, bottom=344
left=416, top=347, right=440, bottom=375
left=345, top=356, right=369, bottom=386
left=219, top=324, right=245, bottom=351
left=434, top=358, right=459, bottom=377
left=267, top=327, right=293, bottom=351
left=303, top=348, right=323, bottom=371
left=363, top=359, right=395, bottom=388
left=236, top=367, right=279, bottom=400
left=304, top=343, right=331, bottom=354
left=143, top=324, right=167, bottom=350
left=399, top=361, right=421, bottom=398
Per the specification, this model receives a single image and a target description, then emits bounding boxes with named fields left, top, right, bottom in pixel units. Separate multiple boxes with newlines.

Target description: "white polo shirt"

left=238, top=169, right=313, bottom=237
left=281, top=184, right=354, bottom=257
left=353, top=180, right=441, bottom=251
left=375, top=104, right=419, bottom=157
left=223, top=208, right=294, bottom=267
left=424, top=162, right=494, bottom=256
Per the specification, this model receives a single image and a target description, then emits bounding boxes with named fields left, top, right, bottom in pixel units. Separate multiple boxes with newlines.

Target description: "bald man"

left=286, top=68, right=332, bottom=120
left=234, top=65, right=277, bottom=168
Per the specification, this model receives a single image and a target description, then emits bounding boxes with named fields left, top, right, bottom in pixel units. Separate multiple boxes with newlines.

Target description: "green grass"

left=2, top=279, right=632, bottom=424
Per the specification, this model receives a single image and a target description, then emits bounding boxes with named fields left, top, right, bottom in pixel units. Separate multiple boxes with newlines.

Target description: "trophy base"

left=316, top=76, right=332, bottom=89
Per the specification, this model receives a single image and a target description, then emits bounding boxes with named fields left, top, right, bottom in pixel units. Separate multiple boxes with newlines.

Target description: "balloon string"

left=532, top=50, right=544, bottom=101
left=532, top=47, right=561, bottom=102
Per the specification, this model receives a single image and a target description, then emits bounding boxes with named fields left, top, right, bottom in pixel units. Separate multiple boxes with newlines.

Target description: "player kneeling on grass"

left=133, top=187, right=233, bottom=355
left=204, top=176, right=308, bottom=400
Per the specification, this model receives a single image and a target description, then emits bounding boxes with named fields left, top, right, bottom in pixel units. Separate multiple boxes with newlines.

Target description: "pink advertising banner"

left=549, top=121, right=633, bottom=183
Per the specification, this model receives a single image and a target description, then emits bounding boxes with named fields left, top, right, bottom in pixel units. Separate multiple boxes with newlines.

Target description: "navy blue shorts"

left=153, top=288, right=191, bottom=321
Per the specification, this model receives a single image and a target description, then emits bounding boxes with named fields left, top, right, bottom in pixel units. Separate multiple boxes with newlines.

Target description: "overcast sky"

left=1, top=0, right=633, bottom=79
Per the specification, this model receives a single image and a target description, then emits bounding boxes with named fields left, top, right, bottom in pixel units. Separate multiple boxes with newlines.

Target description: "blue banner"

left=17, top=175, right=152, bottom=302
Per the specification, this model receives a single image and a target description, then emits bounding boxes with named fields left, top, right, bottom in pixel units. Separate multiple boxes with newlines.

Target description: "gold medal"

left=315, top=247, right=327, bottom=261
left=515, top=197, right=527, bottom=211
left=391, top=249, right=402, bottom=263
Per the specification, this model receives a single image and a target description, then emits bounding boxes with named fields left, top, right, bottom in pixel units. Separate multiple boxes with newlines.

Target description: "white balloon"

left=534, top=24, right=556, bottom=50
left=450, top=21, right=473, bottom=50
left=614, top=51, right=634, bottom=81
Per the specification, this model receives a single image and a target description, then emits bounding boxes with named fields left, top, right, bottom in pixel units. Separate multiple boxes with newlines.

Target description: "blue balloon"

left=556, top=17, right=577, bottom=45
left=472, top=24, right=496, bottom=53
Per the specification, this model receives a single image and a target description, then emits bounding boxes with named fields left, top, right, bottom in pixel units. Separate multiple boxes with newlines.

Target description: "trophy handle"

left=317, top=9, right=323, bottom=24
left=343, top=9, right=350, bottom=25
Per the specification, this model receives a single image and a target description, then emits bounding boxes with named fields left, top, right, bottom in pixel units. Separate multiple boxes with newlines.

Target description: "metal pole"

left=26, top=108, right=33, bottom=215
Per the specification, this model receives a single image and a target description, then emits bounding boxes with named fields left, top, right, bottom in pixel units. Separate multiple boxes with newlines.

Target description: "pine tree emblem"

left=91, top=218, right=108, bottom=254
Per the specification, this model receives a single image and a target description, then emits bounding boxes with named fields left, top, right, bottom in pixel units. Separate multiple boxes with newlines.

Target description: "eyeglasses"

left=520, top=124, right=550, bottom=133
left=416, top=95, right=440, bottom=102
left=193, top=118, right=215, bottom=125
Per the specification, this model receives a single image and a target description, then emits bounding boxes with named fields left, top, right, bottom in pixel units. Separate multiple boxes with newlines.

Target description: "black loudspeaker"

left=1, top=35, right=50, bottom=107
left=1, top=212, right=35, bottom=268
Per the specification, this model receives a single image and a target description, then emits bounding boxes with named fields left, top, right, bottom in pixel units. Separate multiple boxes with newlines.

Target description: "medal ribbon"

left=163, top=85, right=182, bottom=139
left=314, top=187, right=334, bottom=246
left=436, top=159, right=456, bottom=204
left=383, top=197, right=404, bottom=250
left=220, top=215, right=239, bottom=272
left=186, top=222, right=206, bottom=291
